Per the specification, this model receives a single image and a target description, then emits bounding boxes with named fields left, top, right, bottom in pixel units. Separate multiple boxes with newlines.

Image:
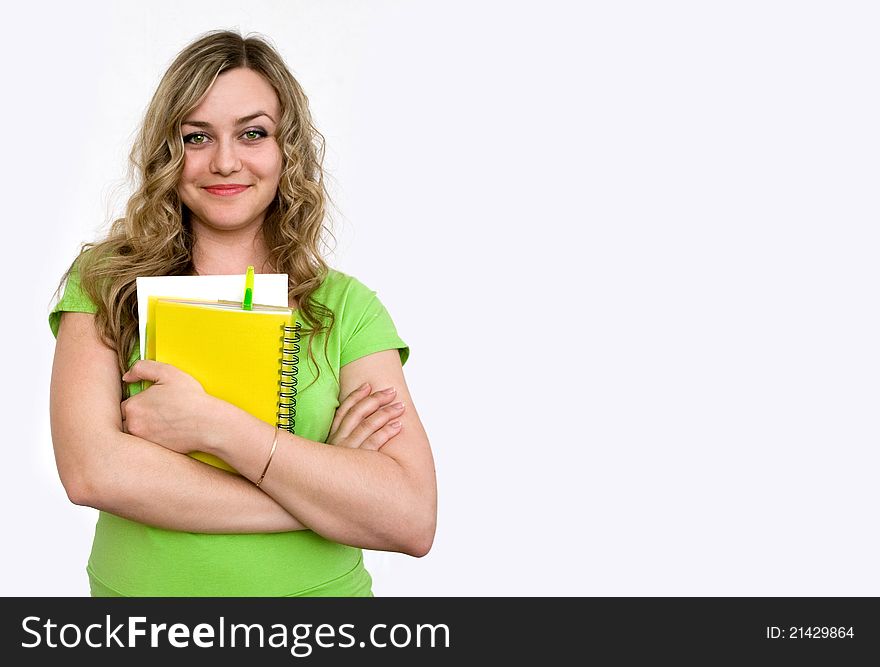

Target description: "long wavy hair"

left=60, top=29, right=336, bottom=387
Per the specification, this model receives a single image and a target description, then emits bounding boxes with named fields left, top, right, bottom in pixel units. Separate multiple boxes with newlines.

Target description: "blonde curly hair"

left=61, top=29, right=336, bottom=386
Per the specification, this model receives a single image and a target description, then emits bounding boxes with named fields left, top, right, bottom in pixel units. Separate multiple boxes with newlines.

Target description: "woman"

left=48, top=30, right=436, bottom=596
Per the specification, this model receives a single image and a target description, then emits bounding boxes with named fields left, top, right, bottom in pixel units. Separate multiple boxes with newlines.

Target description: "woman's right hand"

left=327, top=383, right=405, bottom=450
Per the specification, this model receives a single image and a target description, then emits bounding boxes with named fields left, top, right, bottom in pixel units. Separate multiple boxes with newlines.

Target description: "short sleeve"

left=336, top=275, right=409, bottom=367
left=49, top=264, right=98, bottom=338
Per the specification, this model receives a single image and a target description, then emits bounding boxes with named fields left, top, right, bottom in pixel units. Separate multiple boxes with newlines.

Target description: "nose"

left=209, top=137, right=242, bottom=175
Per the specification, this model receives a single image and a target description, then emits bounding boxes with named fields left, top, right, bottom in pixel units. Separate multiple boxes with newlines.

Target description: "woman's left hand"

left=121, top=360, right=215, bottom=454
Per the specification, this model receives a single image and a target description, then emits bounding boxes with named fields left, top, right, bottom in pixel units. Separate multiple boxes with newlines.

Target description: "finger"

left=119, top=400, right=129, bottom=433
left=331, top=401, right=404, bottom=448
left=334, top=388, right=398, bottom=441
left=329, top=383, right=371, bottom=436
left=359, top=420, right=403, bottom=451
left=331, top=386, right=387, bottom=442
left=329, top=383, right=371, bottom=440
left=345, top=401, right=405, bottom=445
left=122, top=359, right=169, bottom=384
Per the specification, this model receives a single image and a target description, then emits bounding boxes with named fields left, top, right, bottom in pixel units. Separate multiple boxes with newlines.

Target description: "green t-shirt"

left=49, top=266, right=408, bottom=596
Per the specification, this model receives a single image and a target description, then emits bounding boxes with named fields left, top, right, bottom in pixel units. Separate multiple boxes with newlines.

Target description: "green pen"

left=242, top=265, right=255, bottom=310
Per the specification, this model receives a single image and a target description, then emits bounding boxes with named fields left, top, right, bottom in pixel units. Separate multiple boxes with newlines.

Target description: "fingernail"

left=381, top=387, right=396, bottom=394
left=389, top=421, right=401, bottom=428
left=359, top=383, right=370, bottom=390
left=391, top=402, right=404, bottom=409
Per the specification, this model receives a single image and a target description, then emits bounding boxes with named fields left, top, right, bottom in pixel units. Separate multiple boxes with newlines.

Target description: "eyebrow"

left=181, top=111, right=276, bottom=128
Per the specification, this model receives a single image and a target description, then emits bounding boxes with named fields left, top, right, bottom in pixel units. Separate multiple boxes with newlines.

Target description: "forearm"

left=50, top=312, right=305, bottom=535
left=65, top=430, right=306, bottom=534
left=262, top=433, right=426, bottom=553
left=207, top=406, right=431, bottom=555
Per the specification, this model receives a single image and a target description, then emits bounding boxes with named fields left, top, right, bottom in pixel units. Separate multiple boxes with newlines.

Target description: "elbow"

left=52, top=428, right=123, bottom=510
left=59, top=473, right=92, bottom=508
left=54, top=445, right=103, bottom=509
left=57, top=465, right=100, bottom=508
left=406, top=533, right=434, bottom=559
left=401, top=507, right=436, bottom=558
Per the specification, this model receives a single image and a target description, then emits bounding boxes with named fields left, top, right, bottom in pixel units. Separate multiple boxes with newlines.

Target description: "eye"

left=183, top=133, right=208, bottom=145
left=243, top=129, right=268, bottom=141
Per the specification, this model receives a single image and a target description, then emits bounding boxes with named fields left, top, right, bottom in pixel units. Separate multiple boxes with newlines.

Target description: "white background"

left=3, top=0, right=879, bottom=596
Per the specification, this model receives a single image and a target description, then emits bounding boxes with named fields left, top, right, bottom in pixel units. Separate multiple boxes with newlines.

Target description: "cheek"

left=259, top=145, right=283, bottom=180
left=268, top=161, right=282, bottom=187
left=177, top=159, right=203, bottom=209
left=180, top=154, right=204, bottom=183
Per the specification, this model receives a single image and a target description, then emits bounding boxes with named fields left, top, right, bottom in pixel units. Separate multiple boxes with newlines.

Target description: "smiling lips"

left=204, top=184, right=250, bottom=196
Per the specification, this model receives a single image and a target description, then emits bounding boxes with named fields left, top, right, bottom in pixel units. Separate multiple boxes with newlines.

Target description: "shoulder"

left=313, top=268, right=382, bottom=307
left=49, top=254, right=99, bottom=338
left=319, top=268, right=373, bottom=293
left=313, top=268, right=409, bottom=365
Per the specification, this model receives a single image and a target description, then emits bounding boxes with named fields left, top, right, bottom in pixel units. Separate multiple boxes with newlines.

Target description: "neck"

left=192, top=226, right=272, bottom=275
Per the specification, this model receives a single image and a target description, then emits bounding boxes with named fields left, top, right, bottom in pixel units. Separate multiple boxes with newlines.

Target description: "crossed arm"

left=50, top=311, right=437, bottom=557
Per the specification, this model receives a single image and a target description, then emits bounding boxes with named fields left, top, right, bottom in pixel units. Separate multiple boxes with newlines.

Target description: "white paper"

left=136, top=273, right=289, bottom=360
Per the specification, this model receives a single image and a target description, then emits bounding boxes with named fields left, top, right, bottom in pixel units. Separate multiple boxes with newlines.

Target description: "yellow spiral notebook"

left=146, top=297, right=301, bottom=473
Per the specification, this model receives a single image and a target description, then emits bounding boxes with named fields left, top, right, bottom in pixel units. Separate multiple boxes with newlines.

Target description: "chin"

left=195, top=211, right=263, bottom=230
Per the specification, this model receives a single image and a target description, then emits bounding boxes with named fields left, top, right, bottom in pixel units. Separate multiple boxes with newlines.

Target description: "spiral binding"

left=277, top=321, right=301, bottom=433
